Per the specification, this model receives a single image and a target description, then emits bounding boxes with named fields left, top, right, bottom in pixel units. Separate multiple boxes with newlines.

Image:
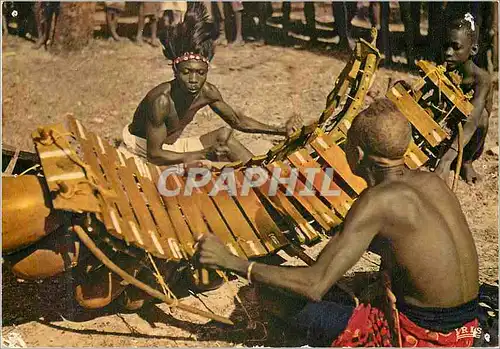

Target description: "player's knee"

left=216, top=127, right=233, bottom=142
left=478, top=119, right=489, bottom=131
left=476, top=111, right=490, bottom=129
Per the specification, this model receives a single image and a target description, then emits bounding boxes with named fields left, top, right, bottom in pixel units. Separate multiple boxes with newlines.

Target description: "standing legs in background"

left=368, top=2, right=381, bottom=30
left=136, top=2, right=146, bottom=45
left=136, top=2, right=161, bottom=46
left=282, top=1, right=292, bottom=46
left=33, top=2, right=59, bottom=49
left=491, top=2, right=498, bottom=73
left=160, top=2, right=187, bottom=29
left=399, top=2, right=421, bottom=68
left=105, top=2, right=125, bottom=41
left=214, top=1, right=227, bottom=46
left=427, top=2, right=445, bottom=64
left=331, top=2, right=356, bottom=50
left=379, top=2, right=391, bottom=63
left=304, top=2, right=317, bottom=46
left=251, top=2, right=271, bottom=45
left=231, top=2, right=245, bottom=46
left=204, top=1, right=228, bottom=46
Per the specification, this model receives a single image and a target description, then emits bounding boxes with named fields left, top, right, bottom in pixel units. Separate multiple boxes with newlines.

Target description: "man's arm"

left=197, top=188, right=384, bottom=301
left=436, top=73, right=491, bottom=174
left=146, top=95, right=210, bottom=166
left=207, top=84, right=292, bottom=136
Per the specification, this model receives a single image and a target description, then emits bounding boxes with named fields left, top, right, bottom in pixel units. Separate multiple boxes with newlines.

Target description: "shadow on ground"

left=2, top=260, right=377, bottom=346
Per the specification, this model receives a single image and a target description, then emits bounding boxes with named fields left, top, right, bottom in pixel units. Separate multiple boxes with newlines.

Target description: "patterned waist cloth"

left=332, top=298, right=480, bottom=347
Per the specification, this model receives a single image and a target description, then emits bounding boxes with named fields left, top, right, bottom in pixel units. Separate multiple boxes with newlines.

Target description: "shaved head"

left=347, top=98, right=411, bottom=160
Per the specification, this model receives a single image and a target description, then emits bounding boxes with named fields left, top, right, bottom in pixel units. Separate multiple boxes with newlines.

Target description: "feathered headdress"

left=159, top=3, right=214, bottom=70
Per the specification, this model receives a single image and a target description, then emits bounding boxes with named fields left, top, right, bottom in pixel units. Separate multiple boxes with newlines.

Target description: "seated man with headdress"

left=122, top=3, right=301, bottom=166
left=196, top=98, right=482, bottom=347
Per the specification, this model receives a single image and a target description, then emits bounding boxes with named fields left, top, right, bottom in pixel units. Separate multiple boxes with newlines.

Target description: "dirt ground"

left=2, top=28, right=498, bottom=347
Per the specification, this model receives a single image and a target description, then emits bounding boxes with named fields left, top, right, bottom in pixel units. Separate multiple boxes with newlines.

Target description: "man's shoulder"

left=137, top=82, right=172, bottom=122
left=367, top=173, right=438, bottom=206
left=350, top=183, right=394, bottom=213
left=472, top=63, right=492, bottom=88
left=144, top=81, right=173, bottom=104
left=202, top=81, right=222, bottom=102
left=360, top=180, right=413, bottom=200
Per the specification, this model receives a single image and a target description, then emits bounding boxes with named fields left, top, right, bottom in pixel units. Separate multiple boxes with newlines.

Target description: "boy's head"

left=174, top=59, right=209, bottom=95
left=444, top=13, right=479, bottom=69
left=345, top=98, right=411, bottom=176
left=159, top=3, right=214, bottom=95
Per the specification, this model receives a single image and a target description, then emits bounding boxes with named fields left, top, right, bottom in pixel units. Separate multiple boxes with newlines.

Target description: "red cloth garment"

left=331, top=304, right=393, bottom=347
left=332, top=304, right=480, bottom=347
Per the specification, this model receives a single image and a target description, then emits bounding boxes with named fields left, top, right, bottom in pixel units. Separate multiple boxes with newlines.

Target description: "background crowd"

left=2, top=1, right=498, bottom=72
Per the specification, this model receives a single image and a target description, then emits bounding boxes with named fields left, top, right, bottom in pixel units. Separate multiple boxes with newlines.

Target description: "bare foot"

left=111, top=34, right=124, bottom=42
left=231, top=38, right=245, bottom=47
left=135, top=36, right=144, bottom=46
left=33, top=37, right=45, bottom=50
left=460, top=162, right=481, bottom=184
left=150, top=38, right=160, bottom=47
left=253, top=39, right=265, bottom=47
left=215, top=37, right=228, bottom=46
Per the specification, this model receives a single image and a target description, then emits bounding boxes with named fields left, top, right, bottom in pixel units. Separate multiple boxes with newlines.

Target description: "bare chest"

left=163, top=96, right=210, bottom=141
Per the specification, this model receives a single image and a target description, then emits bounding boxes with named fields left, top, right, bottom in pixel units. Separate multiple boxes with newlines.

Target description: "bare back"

left=375, top=171, right=479, bottom=308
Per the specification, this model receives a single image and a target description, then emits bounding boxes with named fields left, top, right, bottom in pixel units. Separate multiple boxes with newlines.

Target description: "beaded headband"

left=173, top=52, right=210, bottom=68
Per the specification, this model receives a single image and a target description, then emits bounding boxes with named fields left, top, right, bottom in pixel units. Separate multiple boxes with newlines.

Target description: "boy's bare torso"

left=460, top=62, right=493, bottom=116
left=129, top=80, right=218, bottom=144
left=369, top=171, right=478, bottom=308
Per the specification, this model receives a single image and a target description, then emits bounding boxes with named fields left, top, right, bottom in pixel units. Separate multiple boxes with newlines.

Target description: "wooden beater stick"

left=4, top=147, right=20, bottom=175
left=72, top=225, right=234, bottom=325
left=452, top=123, right=464, bottom=192
left=284, top=244, right=315, bottom=266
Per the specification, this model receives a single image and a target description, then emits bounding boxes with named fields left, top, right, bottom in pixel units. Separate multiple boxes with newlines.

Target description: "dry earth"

left=2, top=29, right=498, bottom=347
